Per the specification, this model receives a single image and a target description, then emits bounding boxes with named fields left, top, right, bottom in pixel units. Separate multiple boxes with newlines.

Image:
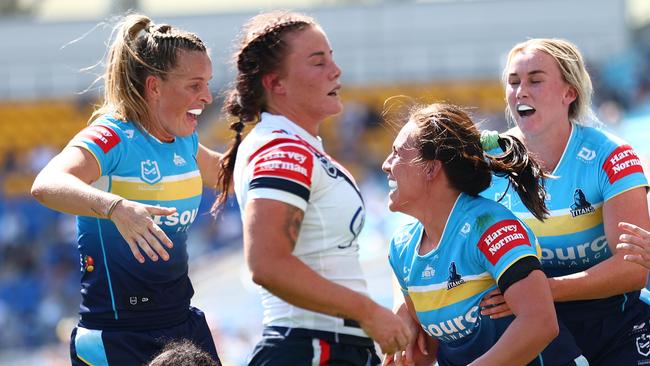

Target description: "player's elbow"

left=248, top=257, right=277, bottom=288
left=532, top=310, right=559, bottom=343
left=249, top=267, right=268, bottom=287
left=30, top=175, right=48, bottom=203
left=517, top=305, right=558, bottom=346
left=629, top=268, right=648, bottom=290
left=543, top=316, right=559, bottom=341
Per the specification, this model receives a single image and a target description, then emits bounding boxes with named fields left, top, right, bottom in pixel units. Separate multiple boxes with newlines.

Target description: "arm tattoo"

left=283, top=206, right=304, bottom=249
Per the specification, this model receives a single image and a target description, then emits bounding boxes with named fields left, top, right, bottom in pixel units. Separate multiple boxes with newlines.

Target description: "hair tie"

left=233, top=120, right=245, bottom=134
left=480, top=130, right=500, bottom=151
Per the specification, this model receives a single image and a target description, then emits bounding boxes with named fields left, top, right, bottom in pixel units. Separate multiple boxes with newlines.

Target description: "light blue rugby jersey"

left=68, top=114, right=202, bottom=329
left=389, top=194, right=540, bottom=351
left=482, top=123, right=648, bottom=315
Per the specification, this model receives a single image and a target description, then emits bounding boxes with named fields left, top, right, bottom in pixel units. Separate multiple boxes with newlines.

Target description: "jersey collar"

left=260, top=112, right=324, bottom=150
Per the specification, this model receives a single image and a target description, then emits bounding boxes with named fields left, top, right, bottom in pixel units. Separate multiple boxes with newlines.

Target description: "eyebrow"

left=187, top=76, right=212, bottom=81
left=509, top=70, right=546, bottom=78
left=308, top=50, right=333, bottom=58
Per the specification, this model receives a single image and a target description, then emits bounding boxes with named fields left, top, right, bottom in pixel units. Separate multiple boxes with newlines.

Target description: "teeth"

left=388, top=179, right=397, bottom=190
left=517, top=104, right=534, bottom=112
left=188, top=109, right=202, bottom=116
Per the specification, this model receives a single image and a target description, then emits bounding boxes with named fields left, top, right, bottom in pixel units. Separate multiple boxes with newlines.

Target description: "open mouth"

left=388, top=179, right=397, bottom=191
left=516, top=104, right=535, bottom=117
left=328, top=85, right=341, bottom=97
left=187, top=109, right=202, bottom=120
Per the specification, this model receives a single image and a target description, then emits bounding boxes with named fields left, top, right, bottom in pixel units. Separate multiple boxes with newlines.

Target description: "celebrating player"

left=383, top=103, right=587, bottom=366
left=31, top=14, right=222, bottom=365
left=481, top=38, right=650, bottom=365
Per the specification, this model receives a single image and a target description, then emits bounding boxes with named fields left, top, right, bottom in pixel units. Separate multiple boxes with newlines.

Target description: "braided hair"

left=212, top=11, right=316, bottom=213
left=408, top=103, right=550, bottom=221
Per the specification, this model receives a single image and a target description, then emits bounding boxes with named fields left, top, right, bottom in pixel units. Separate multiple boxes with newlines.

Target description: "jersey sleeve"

left=67, top=123, right=124, bottom=176
left=599, top=142, right=648, bottom=201
left=246, top=139, right=315, bottom=211
left=474, top=218, right=539, bottom=286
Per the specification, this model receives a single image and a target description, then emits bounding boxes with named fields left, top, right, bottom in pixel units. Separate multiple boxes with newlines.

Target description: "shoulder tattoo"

left=283, top=205, right=304, bottom=247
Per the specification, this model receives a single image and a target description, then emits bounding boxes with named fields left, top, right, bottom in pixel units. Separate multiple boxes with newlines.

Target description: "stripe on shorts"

left=311, top=338, right=331, bottom=366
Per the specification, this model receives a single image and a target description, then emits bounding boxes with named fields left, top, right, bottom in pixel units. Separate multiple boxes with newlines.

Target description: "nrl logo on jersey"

left=636, top=333, right=650, bottom=357
left=446, top=262, right=465, bottom=290
left=141, top=160, right=162, bottom=184
left=570, top=189, right=595, bottom=218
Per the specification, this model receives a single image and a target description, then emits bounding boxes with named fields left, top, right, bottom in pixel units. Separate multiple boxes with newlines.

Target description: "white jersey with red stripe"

left=234, top=112, right=369, bottom=337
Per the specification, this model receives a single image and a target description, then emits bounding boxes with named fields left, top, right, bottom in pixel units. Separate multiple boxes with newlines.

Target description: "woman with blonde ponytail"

left=31, top=13, right=222, bottom=365
left=480, top=38, right=650, bottom=365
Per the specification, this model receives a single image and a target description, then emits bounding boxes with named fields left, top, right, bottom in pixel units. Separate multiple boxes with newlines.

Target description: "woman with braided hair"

left=382, top=103, right=587, bottom=366
left=31, top=13, right=221, bottom=365
left=213, top=11, right=412, bottom=366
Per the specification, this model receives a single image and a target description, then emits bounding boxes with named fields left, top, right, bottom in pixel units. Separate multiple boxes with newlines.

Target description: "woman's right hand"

left=382, top=303, right=435, bottom=366
left=360, top=305, right=413, bottom=355
left=109, top=199, right=176, bottom=263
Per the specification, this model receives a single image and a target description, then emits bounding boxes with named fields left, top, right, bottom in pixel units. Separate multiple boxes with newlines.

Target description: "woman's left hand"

left=479, top=288, right=512, bottom=319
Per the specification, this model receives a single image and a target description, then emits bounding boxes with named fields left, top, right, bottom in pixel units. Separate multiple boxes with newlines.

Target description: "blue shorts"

left=438, top=316, right=587, bottom=366
left=70, top=306, right=220, bottom=366
left=248, top=326, right=381, bottom=366
left=560, top=300, right=650, bottom=365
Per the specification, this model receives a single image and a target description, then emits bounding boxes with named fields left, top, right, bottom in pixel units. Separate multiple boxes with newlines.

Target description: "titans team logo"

left=570, top=189, right=595, bottom=218
left=636, top=333, right=650, bottom=357
left=141, top=160, right=162, bottom=184
left=447, top=262, right=465, bottom=290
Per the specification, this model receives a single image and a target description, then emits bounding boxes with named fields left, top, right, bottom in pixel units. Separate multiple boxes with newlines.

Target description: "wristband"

left=106, top=198, right=124, bottom=220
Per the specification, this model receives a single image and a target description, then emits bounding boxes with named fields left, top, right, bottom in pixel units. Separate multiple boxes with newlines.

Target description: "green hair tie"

left=480, top=130, right=500, bottom=151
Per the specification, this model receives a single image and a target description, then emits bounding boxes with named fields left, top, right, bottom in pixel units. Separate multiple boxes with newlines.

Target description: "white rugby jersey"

left=234, top=112, right=369, bottom=337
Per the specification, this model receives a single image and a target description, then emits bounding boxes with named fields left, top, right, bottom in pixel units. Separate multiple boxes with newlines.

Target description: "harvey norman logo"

left=603, top=145, right=643, bottom=183
left=478, top=220, right=530, bottom=265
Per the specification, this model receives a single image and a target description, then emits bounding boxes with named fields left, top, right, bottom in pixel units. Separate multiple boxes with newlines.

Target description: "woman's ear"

left=144, top=75, right=161, bottom=100
left=261, top=72, right=285, bottom=96
left=426, top=160, right=442, bottom=181
left=563, top=85, right=578, bottom=106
